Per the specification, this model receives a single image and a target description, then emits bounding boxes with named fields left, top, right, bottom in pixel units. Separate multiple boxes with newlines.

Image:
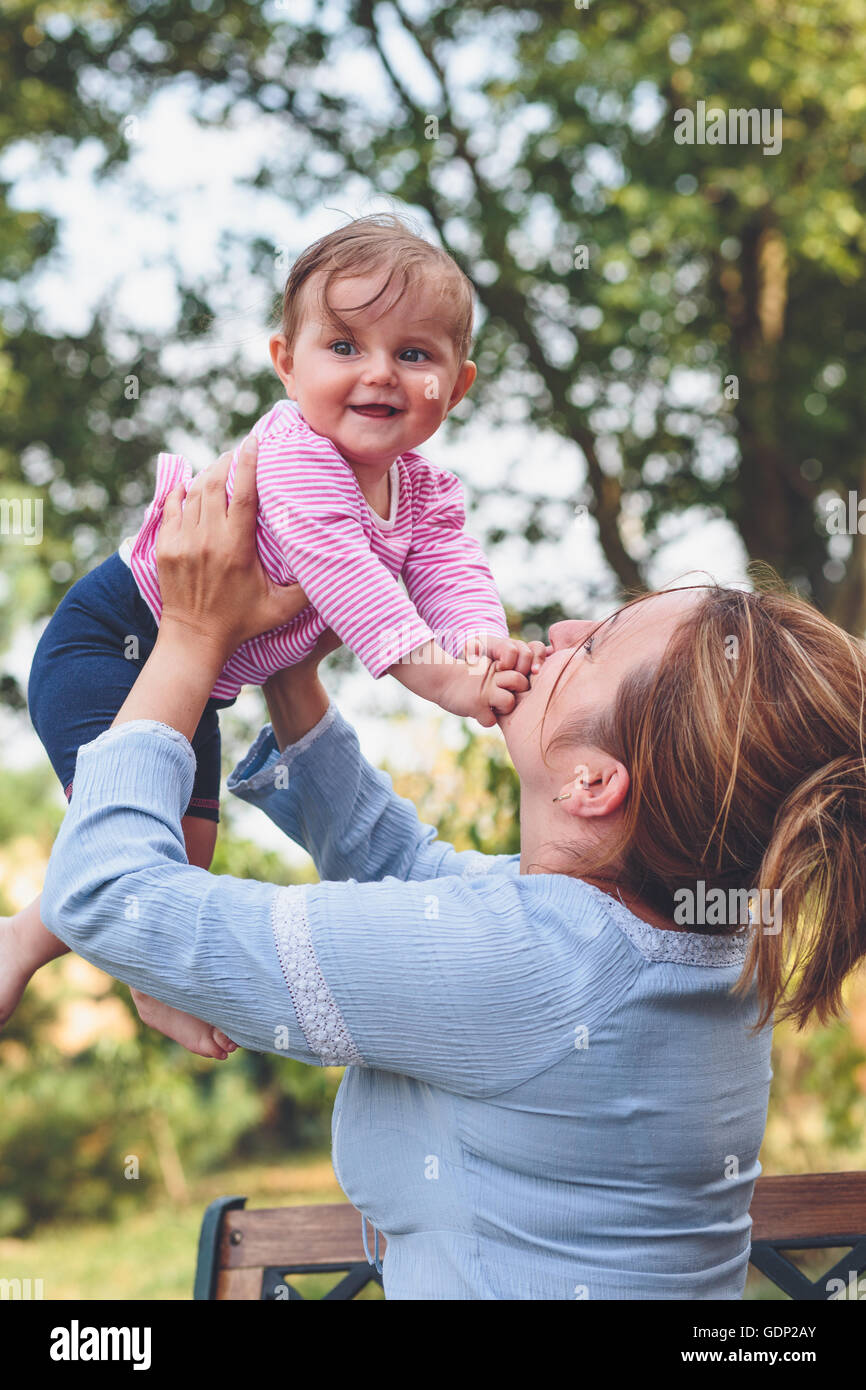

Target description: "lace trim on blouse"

left=86, top=718, right=193, bottom=754
left=579, top=881, right=750, bottom=967
left=271, top=884, right=364, bottom=1066
left=446, top=852, right=748, bottom=965
left=458, top=850, right=497, bottom=879
left=276, top=703, right=338, bottom=770
left=230, top=705, right=338, bottom=795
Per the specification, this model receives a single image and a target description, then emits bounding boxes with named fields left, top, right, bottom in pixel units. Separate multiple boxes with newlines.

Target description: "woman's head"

left=502, top=573, right=866, bottom=1033
left=269, top=214, right=477, bottom=468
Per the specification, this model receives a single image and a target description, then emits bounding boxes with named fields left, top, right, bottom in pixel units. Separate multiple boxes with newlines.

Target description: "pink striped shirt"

left=128, top=400, right=509, bottom=700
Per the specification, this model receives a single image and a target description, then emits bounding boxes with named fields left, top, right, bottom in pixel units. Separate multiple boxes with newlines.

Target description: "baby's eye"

left=399, top=347, right=429, bottom=363
left=330, top=341, right=357, bottom=356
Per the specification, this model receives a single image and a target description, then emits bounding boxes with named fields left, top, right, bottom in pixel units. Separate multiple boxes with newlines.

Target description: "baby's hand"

left=437, top=660, right=522, bottom=728
left=445, top=632, right=551, bottom=727
left=463, top=631, right=550, bottom=678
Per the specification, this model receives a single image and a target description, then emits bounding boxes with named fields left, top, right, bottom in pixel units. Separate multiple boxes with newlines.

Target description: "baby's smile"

left=349, top=403, right=403, bottom=419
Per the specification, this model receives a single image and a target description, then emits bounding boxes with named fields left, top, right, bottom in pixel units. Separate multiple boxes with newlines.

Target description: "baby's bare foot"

left=129, top=988, right=238, bottom=1059
left=0, top=914, right=42, bottom=1028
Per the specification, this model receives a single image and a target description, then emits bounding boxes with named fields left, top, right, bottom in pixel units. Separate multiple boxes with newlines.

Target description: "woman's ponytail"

left=737, top=753, right=866, bottom=1032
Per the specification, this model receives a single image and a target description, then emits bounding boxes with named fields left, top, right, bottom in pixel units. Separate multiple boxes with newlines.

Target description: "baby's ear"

left=448, top=359, right=477, bottom=410
left=269, top=333, right=294, bottom=392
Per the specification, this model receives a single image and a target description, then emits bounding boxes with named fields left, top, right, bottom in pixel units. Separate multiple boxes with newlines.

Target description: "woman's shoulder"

left=545, top=876, right=752, bottom=970
left=489, top=871, right=751, bottom=972
left=416, top=863, right=626, bottom=971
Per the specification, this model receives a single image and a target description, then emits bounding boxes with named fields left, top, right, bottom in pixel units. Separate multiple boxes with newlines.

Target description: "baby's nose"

left=362, top=353, right=397, bottom=382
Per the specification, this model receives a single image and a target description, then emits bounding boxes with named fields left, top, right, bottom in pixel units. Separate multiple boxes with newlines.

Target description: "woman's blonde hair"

left=543, top=567, right=866, bottom=1034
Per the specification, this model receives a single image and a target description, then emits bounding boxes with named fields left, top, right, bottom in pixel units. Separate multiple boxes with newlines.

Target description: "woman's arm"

left=41, top=720, right=320, bottom=1059
left=261, top=631, right=336, bottom=750
left=230, top=657, right=521, bottom=886
left=41, top=709, right=619, bottom=1094
left=113, top=440, right=312, bottom=737
left=39, top=440, right=314, bottom=1057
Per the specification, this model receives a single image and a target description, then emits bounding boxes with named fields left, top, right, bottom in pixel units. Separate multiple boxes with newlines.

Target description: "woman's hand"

left=156, top=436, right=309, bottom=664
left=111, top=437, right=311, bottom=742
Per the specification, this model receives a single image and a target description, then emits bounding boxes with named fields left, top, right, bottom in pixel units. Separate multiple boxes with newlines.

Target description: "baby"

left=1, top=214, right=549, bottom=1058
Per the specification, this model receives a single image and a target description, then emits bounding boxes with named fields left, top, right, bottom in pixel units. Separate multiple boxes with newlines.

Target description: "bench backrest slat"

left=749, top=1172, right=866, bottom=1243
left=218, top=1204, right=381, bottom=1269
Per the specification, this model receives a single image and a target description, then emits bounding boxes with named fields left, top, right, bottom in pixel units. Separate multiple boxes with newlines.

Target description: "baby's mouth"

left=350, top=404, right=401, bottom=418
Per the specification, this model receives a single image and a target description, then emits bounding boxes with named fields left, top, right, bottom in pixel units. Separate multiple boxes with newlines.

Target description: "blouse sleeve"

left=227, top=702, right=521, bottom=885
left=42, top=721, right=624, bottom=1095
left=401, top=466, right=509, bottom=660
left=40, top=722, right=322, bottom=1064
left=269, top=868, right=634, bottom=1095
left=254, top=432, right=434, bottom=677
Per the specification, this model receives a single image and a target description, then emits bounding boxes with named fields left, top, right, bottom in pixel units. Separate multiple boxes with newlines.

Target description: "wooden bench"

left=748, top=1171, right=866, bottom=1299
left=194, top=1172, right=866, bottom=1300
left=193, top=1198, right=385, bottom=1300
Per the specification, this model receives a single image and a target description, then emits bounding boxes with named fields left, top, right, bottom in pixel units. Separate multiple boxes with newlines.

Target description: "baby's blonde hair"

left=280, top=213, right=475, bottom=365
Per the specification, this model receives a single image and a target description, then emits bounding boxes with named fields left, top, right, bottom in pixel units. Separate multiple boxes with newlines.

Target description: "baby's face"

left=271, top=270, right=476, bottom=470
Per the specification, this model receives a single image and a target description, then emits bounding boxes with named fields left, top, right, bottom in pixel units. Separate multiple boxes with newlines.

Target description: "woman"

left=41, top=440, right=866, bottom=1300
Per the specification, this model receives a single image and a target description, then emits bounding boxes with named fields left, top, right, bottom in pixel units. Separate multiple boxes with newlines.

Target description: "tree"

left=2, top=0, right=865, bottom=716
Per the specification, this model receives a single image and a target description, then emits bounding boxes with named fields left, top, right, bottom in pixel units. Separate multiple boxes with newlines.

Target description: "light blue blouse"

left=41, top=704, right=773, bottom=1301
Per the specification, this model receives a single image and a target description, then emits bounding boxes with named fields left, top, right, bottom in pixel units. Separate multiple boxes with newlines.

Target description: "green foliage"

left=0, top=768, right=347, bottom=1234
left=385, top=718, right=521, bottom=856
left=0, top=1154, right=346, bottom=1299
left=0, top=765, right=63, bottom=850
left=208, top=827, right=313, bottom=889
left=799, top=1018, right=866, bottom=1151
left=457, top=732, right=521, bottom=857
left=0, top=1036, right=264, bottom=1236
left=0, top=951, right=343, bottom=1235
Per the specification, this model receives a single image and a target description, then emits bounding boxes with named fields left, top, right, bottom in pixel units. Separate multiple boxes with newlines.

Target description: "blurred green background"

left=2, top=0, right=866, bottom=1298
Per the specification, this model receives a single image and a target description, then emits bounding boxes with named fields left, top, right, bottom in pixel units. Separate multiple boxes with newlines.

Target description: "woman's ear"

left=270, top=333, right=295, bottom=395
left=555, top=759, right=630, bottom=819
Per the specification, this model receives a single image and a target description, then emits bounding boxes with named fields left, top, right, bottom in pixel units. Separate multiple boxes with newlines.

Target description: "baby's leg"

left=0, top=895, right=68, bottom=1027
left=1, top=821, right=237, bottom=1060
left=182, top=814, right=219, bottom=869
left=127, top=816, right=239, bottom=1061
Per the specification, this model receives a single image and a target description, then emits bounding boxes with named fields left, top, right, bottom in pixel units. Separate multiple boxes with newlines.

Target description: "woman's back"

left=325, top=875, right=772, bottom=1300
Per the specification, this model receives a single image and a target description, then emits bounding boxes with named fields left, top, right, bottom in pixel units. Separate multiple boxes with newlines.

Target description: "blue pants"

left=28, top=552, right=236, bottom=822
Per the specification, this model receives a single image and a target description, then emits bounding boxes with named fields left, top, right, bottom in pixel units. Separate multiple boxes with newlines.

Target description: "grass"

left=0, top=1152, right=348, bottom=1301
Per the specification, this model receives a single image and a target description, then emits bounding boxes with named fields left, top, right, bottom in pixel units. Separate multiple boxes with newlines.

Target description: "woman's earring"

left=553, top=764, right=591, bottom=803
